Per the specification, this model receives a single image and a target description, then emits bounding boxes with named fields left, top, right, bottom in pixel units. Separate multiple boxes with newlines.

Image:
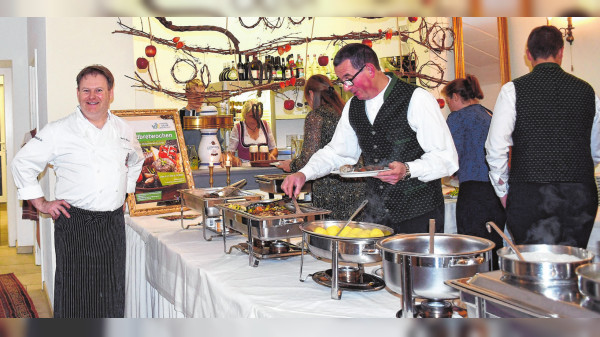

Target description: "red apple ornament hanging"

left=136, top=57, right=149, bottom=70
left=145, top=45, right=157, bottom=57
left=318, top=55, right=329, bottom=66
left=437, top=98, right=446, bottom=109
left=362, top=39, right=373, bottom=48
left=284, top=100, right=295, bottom=110
left=408, top=17, right=418, bottom=23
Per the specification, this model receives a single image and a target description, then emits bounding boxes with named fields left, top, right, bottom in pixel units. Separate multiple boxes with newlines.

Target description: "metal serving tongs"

left=217, top=179, right=247, bottom=197
left=335, top=199, right=369, bottom=236
left=486, top=221, right=525, bottom=261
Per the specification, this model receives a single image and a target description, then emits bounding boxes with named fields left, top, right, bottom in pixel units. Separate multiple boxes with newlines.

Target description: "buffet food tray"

left=217, top=200, right=330, bottom=241
left=255, top=174, right=312, bottom=194
left=178, top=188, right=262, bottom=236
left=446, top=271, right=600, bottom=318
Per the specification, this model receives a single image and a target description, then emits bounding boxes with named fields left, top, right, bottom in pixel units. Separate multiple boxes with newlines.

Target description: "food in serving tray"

left=504, top=251, right=583, bottom=262
left=311, top=225, right=390, bottom=238
left=202, top=192, right=220, bottom=198
left=247, top=204, right=293, bottom=216
left=339, top=164, right=386, bottom=173
left=225, top=203, right=293, bottom=216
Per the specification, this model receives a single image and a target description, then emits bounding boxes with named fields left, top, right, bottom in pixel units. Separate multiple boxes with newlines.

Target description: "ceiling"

left=462, top=17, right=501, bottom=86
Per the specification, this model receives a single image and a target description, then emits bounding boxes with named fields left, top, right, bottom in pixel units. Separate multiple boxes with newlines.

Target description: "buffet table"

left=124, top=213, right=403, bottom=318
left=123, top=190, right=599, bottom=318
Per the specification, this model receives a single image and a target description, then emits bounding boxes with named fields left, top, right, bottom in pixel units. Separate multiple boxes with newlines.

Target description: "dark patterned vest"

left=511, top=62, right=596, bottom=183
left=349, top=75, right=443, bottom=225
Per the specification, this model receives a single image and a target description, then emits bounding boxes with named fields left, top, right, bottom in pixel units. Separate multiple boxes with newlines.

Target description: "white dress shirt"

left=485, top=81, right=600, bottom=197
left=300, top=76, right=458, bottom=182
left=12, top=107, right=145, bottom=212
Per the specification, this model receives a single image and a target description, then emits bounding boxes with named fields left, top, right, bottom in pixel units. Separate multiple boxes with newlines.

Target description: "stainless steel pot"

left=498, top=245, right=594, bottom=287
left=576, top=263, right=600, bottom=302
left=300, top=221, right=393, bottom=264
left=377, top=233, right=495, bottom=300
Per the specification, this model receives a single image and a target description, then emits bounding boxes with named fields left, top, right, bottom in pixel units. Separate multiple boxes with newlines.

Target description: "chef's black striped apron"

left=53, top=206, right=126, bottom=318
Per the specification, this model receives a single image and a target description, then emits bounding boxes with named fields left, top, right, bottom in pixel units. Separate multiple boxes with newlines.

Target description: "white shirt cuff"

left=17, top=185, right=44, bottom=201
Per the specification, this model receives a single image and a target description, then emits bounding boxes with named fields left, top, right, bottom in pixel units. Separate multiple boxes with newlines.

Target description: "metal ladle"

left=486, top=221, right=525, bottom=261
left=335, top=200, right=369, bottom=236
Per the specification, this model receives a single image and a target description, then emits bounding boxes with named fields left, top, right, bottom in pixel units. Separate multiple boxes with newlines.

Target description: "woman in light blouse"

left=224, top=99, right=277, bottom=166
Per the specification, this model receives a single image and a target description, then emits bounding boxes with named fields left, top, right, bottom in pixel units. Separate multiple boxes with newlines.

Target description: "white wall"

left=0, top=18, right=32, bottom=249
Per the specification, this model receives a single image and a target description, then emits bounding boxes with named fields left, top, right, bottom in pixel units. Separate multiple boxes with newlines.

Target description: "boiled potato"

left=369, top=228, right=385, bottom=237
left=326, top=225, right=341, bottom=236
left=313, top=227, right=327, bottom=235
left=338, top=226, right=352, bottom=237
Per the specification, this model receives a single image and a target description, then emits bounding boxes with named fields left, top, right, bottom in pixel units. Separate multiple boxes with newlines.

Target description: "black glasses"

left=340, top=64, right=366, bottom=87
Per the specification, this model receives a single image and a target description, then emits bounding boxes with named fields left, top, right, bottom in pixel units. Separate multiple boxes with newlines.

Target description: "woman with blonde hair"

left=225, top=98, right=277, bottom=166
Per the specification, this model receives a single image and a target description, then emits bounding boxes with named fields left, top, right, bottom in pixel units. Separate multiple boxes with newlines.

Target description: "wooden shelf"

left=275, top=114, right=307, bottom=120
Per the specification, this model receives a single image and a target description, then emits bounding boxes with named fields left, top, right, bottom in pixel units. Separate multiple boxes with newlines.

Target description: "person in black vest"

left=486, top=25, right=600, bottom=248
left=282, top=43, right=458, bottom=234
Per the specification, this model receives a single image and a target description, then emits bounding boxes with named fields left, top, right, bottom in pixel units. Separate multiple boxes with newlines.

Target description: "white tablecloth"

left=125, top=214, right=405, bottom=318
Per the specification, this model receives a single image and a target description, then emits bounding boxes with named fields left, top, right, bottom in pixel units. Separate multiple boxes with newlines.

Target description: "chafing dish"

left=217, top=200, right=330, bottom=267
left=377, top=233, right=495, bottom=317
left=178, top=187, right=262, bottom=240
left=498, top=244, right=594, bottom=299
left=447, top=270, right=600, bottom=318
left=217, top=200, right=330, bottom=240
left=255, top=174, right=312, bottom=196
left=299, top=221, right=394, bottom=299
left=577, top=263, right=600, bottom=303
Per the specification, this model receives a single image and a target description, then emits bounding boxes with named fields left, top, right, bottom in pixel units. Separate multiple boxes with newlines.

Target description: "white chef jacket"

left=299, top=76, right=458, bottom=182
left=485, top=82, right=600, bottom=198
left=12, top=107, right=145, bottom=212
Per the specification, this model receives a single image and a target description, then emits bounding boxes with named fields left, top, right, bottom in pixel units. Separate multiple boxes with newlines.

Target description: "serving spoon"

left=335, top=199, right=369, bottom=236
left=486, top=221, right=525, bottom=261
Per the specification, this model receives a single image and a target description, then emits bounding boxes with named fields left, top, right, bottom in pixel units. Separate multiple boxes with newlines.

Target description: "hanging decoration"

left=115, top=17, right=453, bottom=102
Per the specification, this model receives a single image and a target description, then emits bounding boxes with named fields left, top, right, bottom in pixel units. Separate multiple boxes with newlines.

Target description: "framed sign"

left=113, top=109, right=194, bottom=216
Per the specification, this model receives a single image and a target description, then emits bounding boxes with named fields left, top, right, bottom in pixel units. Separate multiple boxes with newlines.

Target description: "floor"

left=0, top=203, right=53, bottom=318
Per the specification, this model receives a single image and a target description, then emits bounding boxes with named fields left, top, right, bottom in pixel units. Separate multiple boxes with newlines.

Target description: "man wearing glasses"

left=283, top=43, right=458, bottom=234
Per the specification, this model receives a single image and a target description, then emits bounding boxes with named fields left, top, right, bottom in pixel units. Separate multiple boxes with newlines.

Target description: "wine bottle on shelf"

left=285, top=54, right=294, bottom=79
left=305, top=55, right=312, bottom=79
left=249, top=55, right=260, bottom=80
left=295, top=54, right=304, bottom=78
left=237, top=54, right=245, bottom=81
left=227, top=60, right=238, bottom=81
left=270, top=56, right=277, bottom=80
left=275, top=56, right=283, bottom=81
left=281, top=57, right=287, bottom=80
left=311, top=54, right=318, bottom=76
left=263, top=55, right=271, bottom=81
left=244, top=55, right=250, bottom=81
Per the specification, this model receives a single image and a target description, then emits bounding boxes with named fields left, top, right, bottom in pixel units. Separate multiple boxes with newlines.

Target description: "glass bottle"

left=187, top=145, right=199, bottom=170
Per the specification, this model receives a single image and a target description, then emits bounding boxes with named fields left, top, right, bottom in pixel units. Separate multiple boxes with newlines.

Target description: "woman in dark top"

left=443, top=74, right=506, bottom=269
left=278, top=75, right=366, bottom=220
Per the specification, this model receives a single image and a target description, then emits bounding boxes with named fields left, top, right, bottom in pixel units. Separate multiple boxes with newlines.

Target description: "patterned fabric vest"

left=511, top=62, right=596, bottom=183
left=349, top=75, right=443, bottom=224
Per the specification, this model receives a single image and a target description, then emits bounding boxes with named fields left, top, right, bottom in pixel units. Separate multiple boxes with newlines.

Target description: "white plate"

left=331, top=168, right=390, bottom=178
left=270, top=162, right=280, bottom=166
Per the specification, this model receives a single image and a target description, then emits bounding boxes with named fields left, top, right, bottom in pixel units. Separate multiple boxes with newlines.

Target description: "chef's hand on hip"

left=31, top=197, right=71, bottom=220
left=282, top=172, right=306, bottom=198
left=376, top=161, right=404, bottom=185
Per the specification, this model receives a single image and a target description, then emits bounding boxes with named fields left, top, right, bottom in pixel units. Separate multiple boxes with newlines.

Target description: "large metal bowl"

left=576, top=263, right=600, bottom=302
left=300, top=221, right=394, bottom=264
left=498, top=245, right=595, bottom=287
left=377, top=233, right=495, bottom=300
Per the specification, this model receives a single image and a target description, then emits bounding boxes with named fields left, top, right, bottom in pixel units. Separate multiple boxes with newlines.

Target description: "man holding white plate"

left=282, top=43, right=458, bottom=234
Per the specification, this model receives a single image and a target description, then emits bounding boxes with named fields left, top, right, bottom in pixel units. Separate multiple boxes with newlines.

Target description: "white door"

left=0, top=75, right=7, bottom=203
